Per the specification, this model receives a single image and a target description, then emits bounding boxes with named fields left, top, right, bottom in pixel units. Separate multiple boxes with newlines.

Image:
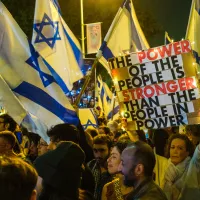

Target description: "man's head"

left=47, top=123, right=80, bottom=150
left=0, top=156, right=38, bottom=200
left=0, top=131, right=17, bottom=155
left=93, top=134, right=112, bottom=166
left=185, top=124, right=200, bottom=146
left=0, top=114, right=17, bottom=132
left=37, top=138, right=48, bottom=156
left=120, top=141, right=155, bottom=187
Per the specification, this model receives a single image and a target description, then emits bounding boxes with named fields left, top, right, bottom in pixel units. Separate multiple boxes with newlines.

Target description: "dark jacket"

left=126, top=178, right=167, bottom=200
left=87, top=159, right=112, bottom=200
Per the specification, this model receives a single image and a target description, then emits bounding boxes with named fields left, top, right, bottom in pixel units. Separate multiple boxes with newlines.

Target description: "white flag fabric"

left=86, top=22, right=102, bottom=54
left=96, top=0, right=149, bottom=72
left=0, top=75, right=49, bottom=141
left=79, top=108, right=98, bottom=130
left=32, top=0, right=83, bottom=93
left=0, top=2, right=79, bottom=135
left=186, top=0, right=200, bottom=72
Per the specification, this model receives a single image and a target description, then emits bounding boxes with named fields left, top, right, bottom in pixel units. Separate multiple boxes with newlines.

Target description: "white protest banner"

left=109, top=40, right=200, bottom=130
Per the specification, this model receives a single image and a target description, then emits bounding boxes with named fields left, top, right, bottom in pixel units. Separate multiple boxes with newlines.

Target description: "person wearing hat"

left=34, top=141, right=85, bottom=200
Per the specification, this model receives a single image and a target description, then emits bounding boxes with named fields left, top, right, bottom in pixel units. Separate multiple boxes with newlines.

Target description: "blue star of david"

left=83, top=119, right=97, bottom=130
left=106, top=96, right=111, bottom=103
left=33, top=13, right=61, bottom=49
left=26, top=41, right=56, bottom=87
left=193, top=50, right=200, bottom=64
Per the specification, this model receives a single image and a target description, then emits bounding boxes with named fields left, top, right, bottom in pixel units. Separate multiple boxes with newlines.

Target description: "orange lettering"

left=185, top=77, right=196, bottom=89
left=157, top=43, right=172, bottom=58
left=174, top=42, right=181, bottom=55
left=181, top=40, right=191, bottom=53
left=138, top=51, right=146, bottom=63
left=147, top=49, right=158, bottom=61
left=122, top=90, right=130, bottom=101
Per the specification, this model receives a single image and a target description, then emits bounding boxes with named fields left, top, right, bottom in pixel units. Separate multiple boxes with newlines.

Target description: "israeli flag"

left=79, top=108, right=98, bottom=130
left=0, top=2, right=79, bottom=134
left=97, top=76, right=119, bottom=119
left=96, top=0, right=149, bottom=73
left=32, top=0, right=83, bottom=93
left=186, top=0, right=200, bottom=72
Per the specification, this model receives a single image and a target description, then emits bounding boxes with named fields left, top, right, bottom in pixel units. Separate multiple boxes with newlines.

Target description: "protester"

left=0, top=156, right=38, bottom=200
left=0, top=113, right=17, bottom=132
left=102, top=139, right=133, bottom=199
left=37, top=137, right=48, bottom=156
left=98, top=126, right=114, bottom=140
left=185, top=124, right=200, bottom=146
left=85, top=127, right=99, bottom=138
left=0, top=131, right=18, bottom=158
left=35, top=141, right=85, bottom=200
left=27, top=132, right=40, bottom=163
left=153, top=129, right=169, bottom=157
left=46, top=123, right=95, bottom=195
left=107, top=120, right=119, bottom=136
left=120, top=141, right=167, bottom=200
left=87, top=134, right=112, bottom=200
left=162, top=133, right=200, bottom=200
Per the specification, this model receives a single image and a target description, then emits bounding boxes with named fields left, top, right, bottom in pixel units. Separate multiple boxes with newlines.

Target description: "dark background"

left=1, top=0, right=192, bottom=85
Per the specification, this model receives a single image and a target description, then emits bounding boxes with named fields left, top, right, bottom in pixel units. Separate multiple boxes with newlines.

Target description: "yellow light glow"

left=113, top=78, right=118, bottom=84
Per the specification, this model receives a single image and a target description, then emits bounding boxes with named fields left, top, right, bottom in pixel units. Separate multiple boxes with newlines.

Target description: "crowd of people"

left=0, top=113, right=200, bottom=200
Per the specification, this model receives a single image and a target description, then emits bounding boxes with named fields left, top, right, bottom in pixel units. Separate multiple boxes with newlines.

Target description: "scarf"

left=162, top=157, right=191, bottom=200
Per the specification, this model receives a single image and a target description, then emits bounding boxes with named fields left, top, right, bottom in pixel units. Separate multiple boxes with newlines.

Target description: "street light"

left=80, top=0, right=85, bottom=58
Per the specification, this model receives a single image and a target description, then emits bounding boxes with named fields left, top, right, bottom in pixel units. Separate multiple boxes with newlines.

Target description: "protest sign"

left=109, top=40, right=200, bottom=130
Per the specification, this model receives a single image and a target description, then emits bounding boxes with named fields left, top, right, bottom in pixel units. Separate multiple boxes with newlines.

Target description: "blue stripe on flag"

left=101, top=87, right=105, bottom=104
left=13, top=82, right=79, bottom=125
left=107, top=105, right=120, bottom=119
left=52, top=0, right=62, bottom=15
left=91, top=109, right=98, bottom=126
left=100, top=41, right=114, bottom=60
left=193, top=50, right=200, bottom=64
left=97, top=80, right=100, bottom=88
left=62, top=25, right=83, bottom=70
left=43, top=58, right=70, bottom=94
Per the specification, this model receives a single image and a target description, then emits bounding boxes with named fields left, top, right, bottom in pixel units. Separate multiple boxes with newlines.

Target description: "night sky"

left=138, top=0, right=192, bottom=47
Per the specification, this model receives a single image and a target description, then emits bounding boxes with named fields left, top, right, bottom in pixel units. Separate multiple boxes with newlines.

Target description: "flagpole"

left=75, top=58, right=98, bottom=107
left=80, top=0, right=85, bottom=58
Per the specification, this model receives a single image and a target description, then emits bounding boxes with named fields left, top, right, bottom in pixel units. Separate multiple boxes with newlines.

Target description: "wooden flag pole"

left=74, top=58, right=98, bottom=107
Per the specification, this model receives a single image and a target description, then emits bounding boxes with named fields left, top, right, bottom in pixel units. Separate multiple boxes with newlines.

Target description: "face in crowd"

left=93, top=143, right=109, bottom=166
left=0, top=137, right=10, bottom=155
left=37, top=138, right=48, bottom=156
left=170, top=138, right=189, bottom=165
left=120, top=148, right=138, bottom=186
left=107, top=146, right=121, bottom=174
